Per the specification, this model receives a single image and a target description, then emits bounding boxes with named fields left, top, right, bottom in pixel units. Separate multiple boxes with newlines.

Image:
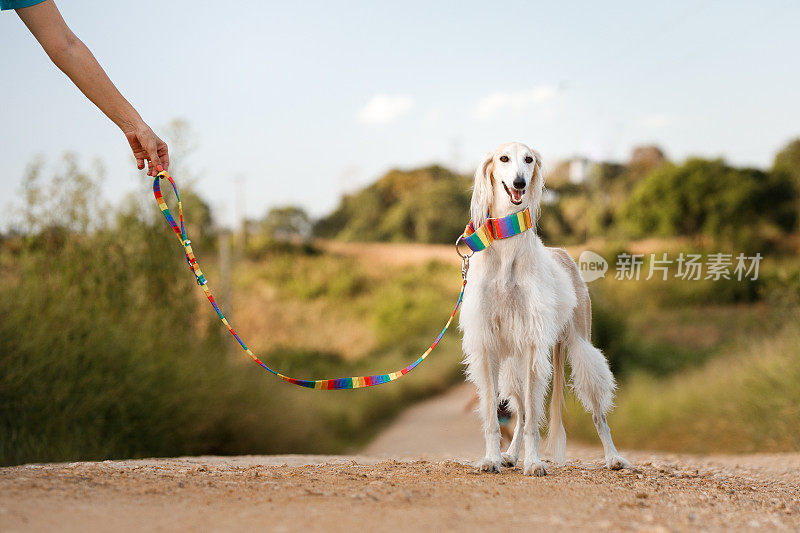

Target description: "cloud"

left=357, top=94, right=415, bottom=125
left=640, top=113, right=673, bottom=129
left=471, top=85, right=558, bottom=121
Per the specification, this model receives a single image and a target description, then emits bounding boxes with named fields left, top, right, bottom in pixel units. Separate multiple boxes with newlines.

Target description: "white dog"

left=458, top=142, right=629, bottom=476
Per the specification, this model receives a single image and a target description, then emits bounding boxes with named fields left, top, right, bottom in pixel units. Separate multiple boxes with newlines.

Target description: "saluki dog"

left=459, top=142, right=630, bottom=476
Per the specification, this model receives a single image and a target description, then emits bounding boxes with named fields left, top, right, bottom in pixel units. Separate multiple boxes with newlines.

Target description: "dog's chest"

left=486, top=267, right=529, bottom=319
left=478, top=255, right=547, bottom=335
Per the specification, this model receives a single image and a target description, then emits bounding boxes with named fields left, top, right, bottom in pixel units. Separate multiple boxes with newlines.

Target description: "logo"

left=578, top=250, right=608, bottom=282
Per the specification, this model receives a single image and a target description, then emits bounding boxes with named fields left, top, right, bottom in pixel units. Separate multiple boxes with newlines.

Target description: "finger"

left=142, top=140, right=161, bottom=176
left=160, top=146, right=170, bottom=171
left=147, top=148, right=162, bottom=175
left=136, top=157, right=145, bottom=170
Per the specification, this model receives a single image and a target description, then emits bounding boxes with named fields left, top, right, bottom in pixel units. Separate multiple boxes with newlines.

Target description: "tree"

left=621, top=158, right=796, bottom=248
left=773, top=138, right=800, bottom=186
left=628, top=145, right=666, bottom=176
left=314, top=165, right=472, bottom=244
left=261, top=206, right=312, bottom=241
left=773, top=139, right=800, bottom=221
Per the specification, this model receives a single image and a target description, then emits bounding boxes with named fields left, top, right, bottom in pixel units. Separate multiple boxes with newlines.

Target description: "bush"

left=0, top=156, right=467, bottom=465
left=621, top=158, right=796, bottom=249
left=314, top=165, right=472, bottom=243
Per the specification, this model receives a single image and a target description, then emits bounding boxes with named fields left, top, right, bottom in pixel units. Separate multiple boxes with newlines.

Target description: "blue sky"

left=2, top=0, right=799, bottom=227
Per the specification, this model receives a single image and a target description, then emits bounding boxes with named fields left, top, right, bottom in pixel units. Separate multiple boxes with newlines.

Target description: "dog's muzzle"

left=503, top=182, right=525, bottom=205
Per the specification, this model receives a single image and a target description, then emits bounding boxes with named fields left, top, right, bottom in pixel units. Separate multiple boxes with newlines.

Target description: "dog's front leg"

left=475, top=355, right=502, bottom=473
left=523, top=348, right=550, bottom=476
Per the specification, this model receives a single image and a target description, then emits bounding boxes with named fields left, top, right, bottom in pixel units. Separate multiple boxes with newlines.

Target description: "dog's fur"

left=459, top=142, right=630, bottom=476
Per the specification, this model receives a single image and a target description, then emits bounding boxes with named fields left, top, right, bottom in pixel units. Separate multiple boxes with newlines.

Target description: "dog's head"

left=470, top=142, right=543, bottom=227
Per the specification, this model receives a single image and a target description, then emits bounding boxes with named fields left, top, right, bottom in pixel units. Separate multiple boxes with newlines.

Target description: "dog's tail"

left=543, top=340, right=567, bottom=463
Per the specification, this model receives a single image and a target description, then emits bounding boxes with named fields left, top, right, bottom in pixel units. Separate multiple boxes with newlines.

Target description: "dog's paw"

left=501, top=452, right=518, bottom=468
left=476, top=457, right=502, bottom=473
left=523, top=460, right=548, bottom=477
left=606, top=455, right=631, bottom=470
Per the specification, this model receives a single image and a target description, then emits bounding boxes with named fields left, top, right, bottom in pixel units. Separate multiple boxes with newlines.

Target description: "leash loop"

left=152, top=166, right=467, bottom=390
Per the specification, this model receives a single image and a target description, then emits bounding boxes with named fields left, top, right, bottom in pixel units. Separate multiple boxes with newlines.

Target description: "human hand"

left=124, top=123, right=169, bottom=177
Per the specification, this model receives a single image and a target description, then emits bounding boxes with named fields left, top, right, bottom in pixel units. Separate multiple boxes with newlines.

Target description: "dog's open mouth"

left=503, top=182, right=525, bottom=205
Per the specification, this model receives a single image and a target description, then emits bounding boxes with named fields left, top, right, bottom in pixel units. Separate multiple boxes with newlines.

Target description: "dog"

left=458, top=142, right=630, bottom=476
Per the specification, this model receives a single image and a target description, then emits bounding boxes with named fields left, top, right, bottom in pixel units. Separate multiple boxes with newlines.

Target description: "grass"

left=565, top=320, right=800, bottom=453
left=0, top=213, right=467, bottom=466
left=0, top=247, right=466, bottom=465
left=0, top=159, right=471, bottom=466
left=5, top=158, right=800, bottom=465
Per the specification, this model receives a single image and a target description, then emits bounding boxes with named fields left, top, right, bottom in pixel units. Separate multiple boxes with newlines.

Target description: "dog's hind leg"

left=501, top=391, right=524, bottom=467
left=522, top=348, right=551, bottom=476
left=542, top=341, right=567, bottom=464
left=566, top=327, right=630, bottom=470
left=473, top=354, right=502, bottom=473
left=498, top=358, right=523, bottom=468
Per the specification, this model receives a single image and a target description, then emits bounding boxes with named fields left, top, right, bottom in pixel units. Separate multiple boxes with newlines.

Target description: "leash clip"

left=454, top=234, right=474, bottom=260
left=455, top=235, right=472, bottom=281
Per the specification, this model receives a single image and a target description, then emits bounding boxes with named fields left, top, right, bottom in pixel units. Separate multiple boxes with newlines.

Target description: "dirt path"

left=2, top=385, right=799, bottom=532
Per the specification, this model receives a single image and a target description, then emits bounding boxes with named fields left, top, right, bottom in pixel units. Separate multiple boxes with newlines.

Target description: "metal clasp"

left=455, top=235, right=472, bottom=281
left=455, top=235, right=473, bottom=260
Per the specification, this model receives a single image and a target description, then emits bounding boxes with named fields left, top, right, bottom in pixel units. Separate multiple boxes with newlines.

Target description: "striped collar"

left=461, top=207, right=533, bottom=253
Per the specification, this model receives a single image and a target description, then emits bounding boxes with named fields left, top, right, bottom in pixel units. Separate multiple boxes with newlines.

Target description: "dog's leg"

left=522, top=348, right=550, bottom=476
left=501, top=392, right=523, bottom=467
left=542, top=341, right=567, bottom=464
left=475, top=355, right=502, bottom=473
left=568, top=336, right=630, bottom=470
left=591, top=410, right=629, bottom=470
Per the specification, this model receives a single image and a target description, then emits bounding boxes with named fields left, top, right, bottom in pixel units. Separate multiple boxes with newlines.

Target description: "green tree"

left=773, top=138, right=800, bottom=185
left=773, top=138, right=800, bottom=221
left=621, top=158, right=796, bottom=248
left=261, top=205, right=312, bottom=240
left=314, top=165, right=471, bottom=244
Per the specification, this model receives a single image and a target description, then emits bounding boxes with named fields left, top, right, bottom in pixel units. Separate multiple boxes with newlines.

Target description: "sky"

left=2, top=0, right=799, bottom=228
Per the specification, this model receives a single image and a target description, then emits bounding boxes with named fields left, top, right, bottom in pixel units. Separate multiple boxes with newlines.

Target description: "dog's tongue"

left=511, top=189, right=524, bottom=202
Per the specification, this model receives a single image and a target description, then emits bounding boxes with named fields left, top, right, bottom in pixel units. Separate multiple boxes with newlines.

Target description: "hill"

left=314, top=165, right=472, bottom=244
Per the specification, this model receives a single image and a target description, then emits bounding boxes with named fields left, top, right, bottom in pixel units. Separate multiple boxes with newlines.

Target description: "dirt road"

left=2, top=385, right=799, bottom=532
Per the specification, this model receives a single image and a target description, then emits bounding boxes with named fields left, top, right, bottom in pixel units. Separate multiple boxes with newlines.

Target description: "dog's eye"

left=499, top=155, right=509, bottom=163
left=525, top=156, right=534, bottom=164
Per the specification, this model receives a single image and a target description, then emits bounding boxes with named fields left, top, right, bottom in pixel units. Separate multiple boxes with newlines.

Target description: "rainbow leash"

left=152, top=166, right=468, bottom=389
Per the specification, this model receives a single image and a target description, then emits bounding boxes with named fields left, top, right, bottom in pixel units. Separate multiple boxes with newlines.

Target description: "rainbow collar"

left=461, top=207, right=533, bottom=253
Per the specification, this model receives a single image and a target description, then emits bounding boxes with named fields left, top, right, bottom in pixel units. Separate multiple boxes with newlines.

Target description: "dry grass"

left=233, top=278, right=378, bottom=360
left=566, top=321, right=800, bottom=453
left=316, top=239, right=460, bottom=271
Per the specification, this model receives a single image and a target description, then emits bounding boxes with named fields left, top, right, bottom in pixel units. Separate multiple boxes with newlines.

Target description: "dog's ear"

left=530, top=150, right=544, bottom=221
left=532, top=150, right=543, bottom=180
left=470, top=151, right=494, bottom=227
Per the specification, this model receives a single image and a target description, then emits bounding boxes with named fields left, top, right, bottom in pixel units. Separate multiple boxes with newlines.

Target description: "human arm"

left=16, top=0, right=168, bottom=176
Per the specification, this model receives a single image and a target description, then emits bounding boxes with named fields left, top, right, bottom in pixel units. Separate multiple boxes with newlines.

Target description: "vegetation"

left=315, top=140, right=800, bottom=253
left=314, top=165, right=471, bottom=243
left=5, top=134, right=800, bottom=464
left=620, top=158, right=796, bottom=249
left=0, top=156, right=464, bottom=466
left=565, top=237, right=800, bottom=452
left=566, top=321, right=800, bottom=454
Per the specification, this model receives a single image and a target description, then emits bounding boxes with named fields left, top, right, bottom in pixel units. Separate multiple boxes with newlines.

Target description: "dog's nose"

left=513, top=176, right=526, bottom=190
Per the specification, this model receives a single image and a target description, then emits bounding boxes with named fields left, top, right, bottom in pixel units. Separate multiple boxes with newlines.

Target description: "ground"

left=2, top=385, right=799, bottom=532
